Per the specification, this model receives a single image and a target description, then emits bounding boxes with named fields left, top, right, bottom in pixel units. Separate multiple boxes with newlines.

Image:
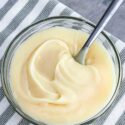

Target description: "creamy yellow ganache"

left=10, top=27, right=116, bottom=125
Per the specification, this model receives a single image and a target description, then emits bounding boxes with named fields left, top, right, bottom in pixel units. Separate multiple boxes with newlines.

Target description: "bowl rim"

left=0, top=16, right=122, bottom=125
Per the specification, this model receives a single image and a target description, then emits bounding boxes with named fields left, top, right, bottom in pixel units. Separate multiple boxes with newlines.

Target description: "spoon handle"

left=84, top=0, right=124, bottom=48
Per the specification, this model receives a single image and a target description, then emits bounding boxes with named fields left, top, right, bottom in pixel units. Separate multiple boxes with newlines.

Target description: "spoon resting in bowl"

left=75, top=0, right=124, bottom=64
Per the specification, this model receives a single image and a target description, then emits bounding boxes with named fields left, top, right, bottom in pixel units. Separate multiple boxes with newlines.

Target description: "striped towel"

left=0, top=0, right=125, bottom=125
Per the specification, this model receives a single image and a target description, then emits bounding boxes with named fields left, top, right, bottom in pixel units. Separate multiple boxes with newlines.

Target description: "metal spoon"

left=75, top=0, right=124, bottom=64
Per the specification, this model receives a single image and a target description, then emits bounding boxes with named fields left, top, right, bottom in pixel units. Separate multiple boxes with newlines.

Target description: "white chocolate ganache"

left=10, top=27, right=116, bottom=125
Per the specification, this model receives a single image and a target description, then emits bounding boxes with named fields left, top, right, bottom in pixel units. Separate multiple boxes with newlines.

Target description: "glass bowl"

left=1, top=16, right=122, bottom=125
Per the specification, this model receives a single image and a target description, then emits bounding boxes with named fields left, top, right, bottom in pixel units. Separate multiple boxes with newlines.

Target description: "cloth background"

left=0, top=0, right=125, bottom=125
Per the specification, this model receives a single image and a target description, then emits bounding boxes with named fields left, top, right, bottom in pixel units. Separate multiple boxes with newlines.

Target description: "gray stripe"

left=93, top=78, right=125, bottom=125
left=34, top=0, right=58, bottom=22
left=120, top=47, right=125, bottom=64
left=103, top=41, right=110, bottom=50
left=116, top=111, right=125, bottom=125
left=18, top=119, right=29, bottom=125
left=0, top=0, right=17, bottom=20
left=0, top=87, right=4, bottom=102
left=60, top=8, right=72, bottom=16
left=0, top=0, right=38, bottom=46
left=0, top=105, right=15, bottom=125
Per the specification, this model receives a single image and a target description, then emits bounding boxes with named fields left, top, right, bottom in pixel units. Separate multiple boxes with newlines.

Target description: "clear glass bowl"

left=1, top=16, right=122, bottom=125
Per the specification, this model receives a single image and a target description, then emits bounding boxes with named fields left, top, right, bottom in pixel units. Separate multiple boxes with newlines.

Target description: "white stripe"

left=103, top=94, right=125, bottom=125
left=5, top=113, right=22, bottom=125
left=48, top=3, right=66, bottom=17
left=0, top=97, right=10, bottom=115
left=0, top=0, right=29, bottom=32
left=0, top=0, right=8, bottom=9
left=0, top=0, right=49, bottom=59
left=70, top=11, right=81, bottom=17
left=115, top=39, right=125, bottom=52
